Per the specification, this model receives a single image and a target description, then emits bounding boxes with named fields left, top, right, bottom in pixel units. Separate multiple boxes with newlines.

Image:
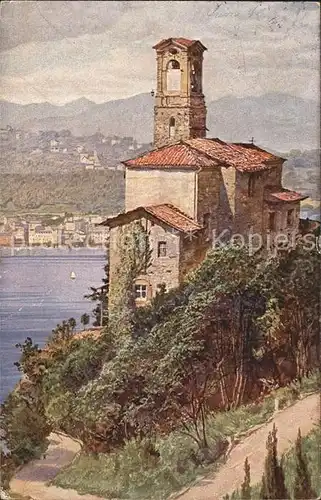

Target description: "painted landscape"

left=0, top=2, right=320, bottom=500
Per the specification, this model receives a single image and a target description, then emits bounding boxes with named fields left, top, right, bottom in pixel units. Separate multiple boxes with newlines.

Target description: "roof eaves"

left=145, top=204, right=202, bottom=232
left=122, top=141, right=183, bottom=166
left=100, top=204, right=202, bottom=234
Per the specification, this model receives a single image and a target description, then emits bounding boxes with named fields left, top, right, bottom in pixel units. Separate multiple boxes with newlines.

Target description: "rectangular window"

left=157, top=241, right=167, bottom=257
left=287, top=209, right=295, bottom=226
left=269, top=212, right=276, bottom=231
left=135, top=284, right=147, bottom=300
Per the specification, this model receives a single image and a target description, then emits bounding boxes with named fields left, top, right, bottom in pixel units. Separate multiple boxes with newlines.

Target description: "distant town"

left=0, top=213, right=109, bottom=248
left=0, top=124, right=151, bottom=174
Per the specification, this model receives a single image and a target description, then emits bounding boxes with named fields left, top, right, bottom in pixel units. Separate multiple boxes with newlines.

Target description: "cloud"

left=0, top=1, right=130, bottom=51
left=0, top=1, right=319, bottom=104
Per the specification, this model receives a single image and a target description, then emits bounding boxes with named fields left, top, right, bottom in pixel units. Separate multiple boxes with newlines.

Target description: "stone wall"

left=154, top=99, right=206, bottom=148
left=108, top=217, right=181, bottom=307
left=179, top=232, right=210, bottom=282
left=263, top=200, right=301, bottom=245
left=142, top=220, right=181, bottom=297
left=108, top=225, right=122, bottom=309
left=125, top=167, right=197, bottom=218
left=234, top=170, right=266, bottom=235
left=196, top=167, right=221, bottom=240
left=216, top=167, right=235, bottom=237
left=232, top=163, right=285, bottom=239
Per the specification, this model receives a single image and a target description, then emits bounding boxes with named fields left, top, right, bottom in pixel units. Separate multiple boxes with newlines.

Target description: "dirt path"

left=9, top=432, right=106, bottom=500
left=9, top=394, right=320, bottom=500
left=177, top=393, right=320, bottom=500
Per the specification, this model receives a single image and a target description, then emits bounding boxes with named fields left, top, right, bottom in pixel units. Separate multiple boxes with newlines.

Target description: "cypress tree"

left=260, top=473, right=268, bottom=499
left=261, top=424, right=290, bottom=499
left=275, top=454, right=289, bottom=500
left=241, top=457, right=252, bottom=499
left=293, top=428, right=317, bottom=499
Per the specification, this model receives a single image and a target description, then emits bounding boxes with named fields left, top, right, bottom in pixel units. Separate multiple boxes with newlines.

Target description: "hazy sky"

left=0, top=1, right=319, bottom=105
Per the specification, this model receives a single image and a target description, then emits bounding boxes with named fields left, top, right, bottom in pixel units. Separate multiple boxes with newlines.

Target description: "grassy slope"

left=52, top=375, right=319, bottom=500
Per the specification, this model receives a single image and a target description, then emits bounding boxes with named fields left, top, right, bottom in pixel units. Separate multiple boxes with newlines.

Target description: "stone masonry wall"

left=179, top=232, right=210, bottom=282
left=154, top=100, right=206, bottom=148
left=196, top=168, right=221, bottom=241
left=143, top=219, right=181, bottom=297
left=216, top=167, right=235, bottom=237
left=108, top=217, right=181, bottom=308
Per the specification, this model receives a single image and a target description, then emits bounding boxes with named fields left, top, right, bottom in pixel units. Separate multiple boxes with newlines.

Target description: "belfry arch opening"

left=191, top=61, right=202, bottom=93
left=169, top=117, right=176, bottom=138
left=166, top=60, right=181, bottom=91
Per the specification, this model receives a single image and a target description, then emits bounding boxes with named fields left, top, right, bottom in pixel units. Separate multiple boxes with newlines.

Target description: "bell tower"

left=153, top=37, right=207, bottom=149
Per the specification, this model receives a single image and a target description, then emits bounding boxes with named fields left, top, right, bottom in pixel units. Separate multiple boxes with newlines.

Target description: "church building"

left=102, top=37, right=306, bottom=305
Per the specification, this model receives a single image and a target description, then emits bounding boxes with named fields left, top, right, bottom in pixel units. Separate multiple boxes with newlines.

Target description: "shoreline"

left=0, top=246, right=106, bottom=257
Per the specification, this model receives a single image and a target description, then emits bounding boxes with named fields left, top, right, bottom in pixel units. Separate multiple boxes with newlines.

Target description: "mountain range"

left=1, top=92, right=319, bottom=153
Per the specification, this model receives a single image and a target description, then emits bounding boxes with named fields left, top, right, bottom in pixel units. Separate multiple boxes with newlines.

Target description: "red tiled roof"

left=264, top=189, right=308, bottom=203
left=185, top=138, right=282, bottom=172
left=101, top=204, right=202, bottom=234
left=145, top=204, right=201, bottom=232
left=124, top=142, right=222, bottom=168
left=153, top=38, right=207, bottom=51
left=124, top=139, right=283, bottom=172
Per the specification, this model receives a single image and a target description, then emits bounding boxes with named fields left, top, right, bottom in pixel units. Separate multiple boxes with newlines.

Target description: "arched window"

left=167, top=60, right=181, bottom=91
left=169, top=117, right=176, bottom=138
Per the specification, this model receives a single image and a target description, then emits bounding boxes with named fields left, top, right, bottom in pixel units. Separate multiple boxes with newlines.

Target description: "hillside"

left=1, top=92, right=319, bottom=152
left=2, top=244, right=319, bottom=499
left=282, top=149, right=320, bottom=202
left=0, top=171, right=124, bottom=215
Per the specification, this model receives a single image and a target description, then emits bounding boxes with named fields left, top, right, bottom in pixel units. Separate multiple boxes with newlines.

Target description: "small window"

left=248, top=174, right=255, bottom=197
left=269, top=212, right=276, bottom=231
left=169, top=117, right=176, bottom=138
left=135, top=284, right=147, bottom=299
left=287, top=209, right=295, bottom=226
left=157, top=241, right=167, bottom=257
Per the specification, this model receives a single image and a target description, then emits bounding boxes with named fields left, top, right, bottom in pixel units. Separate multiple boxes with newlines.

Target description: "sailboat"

left=70, top=271, right=76, bottom=280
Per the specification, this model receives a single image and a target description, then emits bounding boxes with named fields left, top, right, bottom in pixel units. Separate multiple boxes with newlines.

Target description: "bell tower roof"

left=153, top=38, right=207, bottom=52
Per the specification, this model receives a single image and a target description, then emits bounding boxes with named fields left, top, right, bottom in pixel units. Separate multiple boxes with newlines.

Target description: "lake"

left=0, top=248, right=106, bottom=402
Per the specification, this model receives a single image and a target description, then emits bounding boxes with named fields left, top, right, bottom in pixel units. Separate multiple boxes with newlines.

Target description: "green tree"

left=257, top=244, right=320, bottom=382
left=14, top=337, right=42, bottom=377
left=81, top=313, right=90, bottom=330
left=49, top=318, right=76, bottom=346
left=260, top=424, right=289, bottom=499
left=293, top=428, right=317, bottom=499
left=278, top=246, right=320, bottom=380
left=108, top=221, right=152, bottom=336
left=68, top=317, right=76, bottom=332
left=85, top=261, right=109, bottom=327
left=241, top=457, right=251, bottom=499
